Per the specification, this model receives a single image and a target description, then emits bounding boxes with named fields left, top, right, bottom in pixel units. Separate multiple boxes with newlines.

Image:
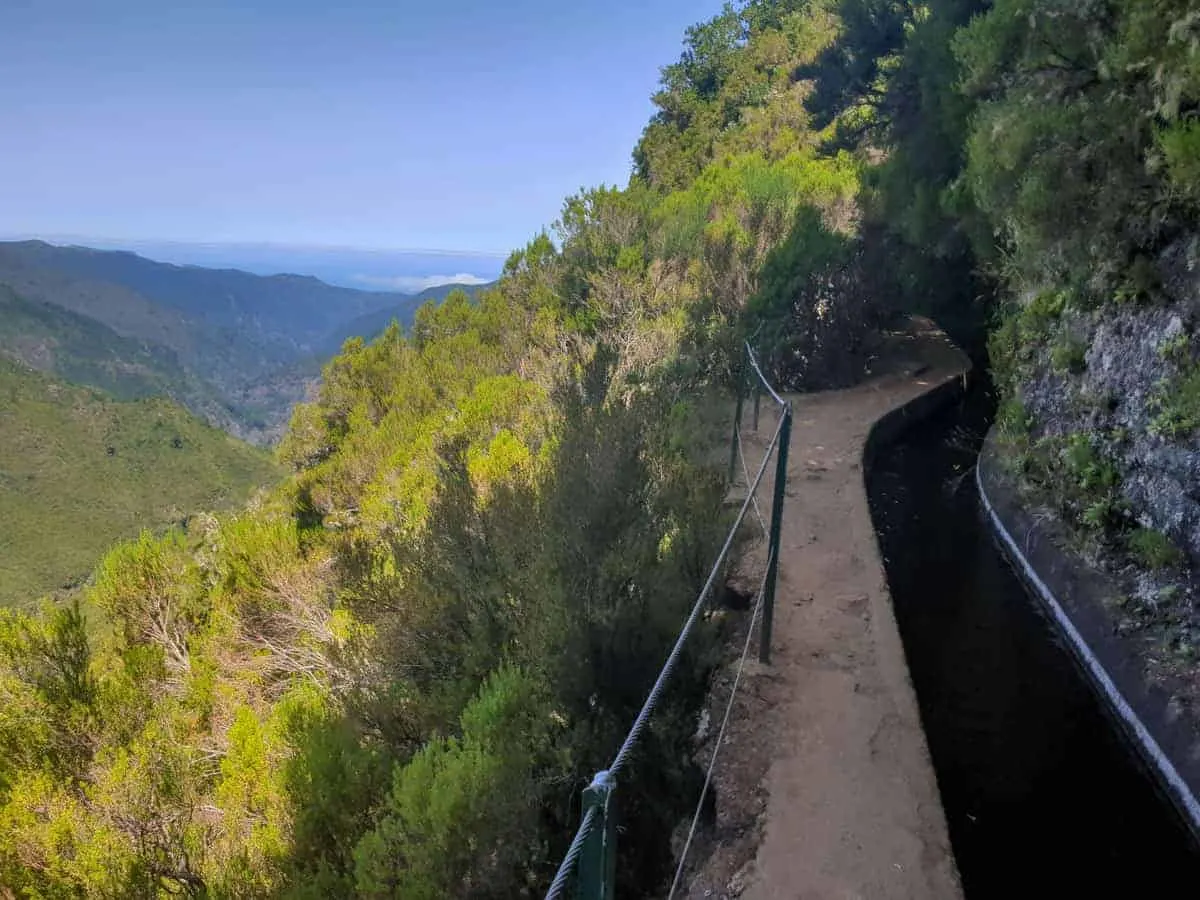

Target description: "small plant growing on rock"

left=1159, top=119, right=1200, bottom=201
left=1051, top=337, right=1088, bottom=374
left=987, top=307, right=1023, bottom=389
left=1024, top=432, right=1125, bottom=535
left=1127, top=527, right=1183, bottom=570
left=1082, top=496, right=1122, bottom=531
left=996, top=396, right=1032, bottom=439
left=1024, top=289, right=1068, bottom=333
left=1149, top=368, right=1200, bottom=439
left=1063, top=433, right=1118, bottom=494
left=1112, top=256, right=1161, bottom=306
left=1158, top=331, right=1191, bottom=366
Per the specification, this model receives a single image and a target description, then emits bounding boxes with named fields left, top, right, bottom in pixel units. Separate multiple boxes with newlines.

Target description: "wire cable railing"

left=736, top=415, right=769, bottom=534
left=545, top=340, right=792, bottom=900
left=667, top=545, right=774, bottom=898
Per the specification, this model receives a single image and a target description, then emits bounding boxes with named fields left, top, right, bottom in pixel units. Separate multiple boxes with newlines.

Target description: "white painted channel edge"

left=975, top=456, right=1200, bottom=834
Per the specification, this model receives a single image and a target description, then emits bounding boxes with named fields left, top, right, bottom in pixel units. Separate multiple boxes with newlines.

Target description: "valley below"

left=0, top=239, right=486, bottom=603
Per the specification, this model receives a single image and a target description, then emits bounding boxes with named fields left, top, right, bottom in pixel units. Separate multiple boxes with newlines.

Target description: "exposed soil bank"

left=867, top=375, right=1200, bottom=898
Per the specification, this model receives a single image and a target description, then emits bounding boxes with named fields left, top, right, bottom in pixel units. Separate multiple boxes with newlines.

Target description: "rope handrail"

left=609, top=408, right=786, bottom=780
left=745, top=339, right=786, bottom=409
left=545, top=411, right=786, bottom=899
left=736, top=419, right=768, bottom=534
left=545, top=805, right=599, bottom=900
left=668, top=546, right=774, bottom=897
left=545, top=340, right=793, bottom=900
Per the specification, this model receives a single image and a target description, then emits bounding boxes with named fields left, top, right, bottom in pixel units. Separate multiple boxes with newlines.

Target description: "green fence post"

left=759, top=405, right=792, bottom=664
left=727, top=359, right=746, bottom=485
left=752, top=379, right=761, bottom=432
left=576, top=770, right=617, bottom=900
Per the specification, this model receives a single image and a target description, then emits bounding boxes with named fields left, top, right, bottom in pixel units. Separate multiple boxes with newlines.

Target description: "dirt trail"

left=679, top=321, right=967, bottom=900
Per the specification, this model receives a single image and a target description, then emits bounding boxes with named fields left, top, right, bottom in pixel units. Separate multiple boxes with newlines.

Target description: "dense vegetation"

left=964, top=0, right=1200, bottom=568
left=0, top=357, right=280, bottom=606
left=3, top=0, right=1199, bottom=895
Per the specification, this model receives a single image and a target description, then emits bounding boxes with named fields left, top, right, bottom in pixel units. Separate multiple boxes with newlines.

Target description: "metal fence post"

left=752, top=378, right=761, bottom=432
left=759, top=404, right=792, bottom=664
left=576, top=771, right=617, bottom=900
left=727, top=355, right=746, bottom=485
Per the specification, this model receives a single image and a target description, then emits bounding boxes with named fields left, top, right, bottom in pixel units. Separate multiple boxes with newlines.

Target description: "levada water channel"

left=866, top=375, right=1200, bottom=897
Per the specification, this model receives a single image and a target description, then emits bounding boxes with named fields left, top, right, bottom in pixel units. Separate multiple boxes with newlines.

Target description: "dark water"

left=866, top=379, right=1200, bottom=898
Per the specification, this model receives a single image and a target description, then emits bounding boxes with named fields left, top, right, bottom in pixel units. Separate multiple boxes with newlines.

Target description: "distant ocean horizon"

left=0, top=234, right=507, bottom=294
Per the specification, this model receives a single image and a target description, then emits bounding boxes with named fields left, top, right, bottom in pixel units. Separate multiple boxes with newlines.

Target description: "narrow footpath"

left=681, top=320, right=968, bottom=900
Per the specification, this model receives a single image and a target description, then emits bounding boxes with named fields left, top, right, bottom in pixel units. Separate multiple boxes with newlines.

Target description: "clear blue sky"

left=0, top=0, right=723, bottom=256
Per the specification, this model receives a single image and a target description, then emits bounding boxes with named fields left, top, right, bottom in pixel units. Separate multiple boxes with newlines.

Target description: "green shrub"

left=1024, top=432, right=1125, bottom=534
left=1159, top=331, right=1192, bottom=366
left=1159, top=119, right=1200, bottom=200
left=987, top=306, right=1022, bottom=388
left=996, top=396, right=1032, bottom=440
left=1025, top=290, right=1068, bottom=328
left=1127, top=527, right=1184, bottom=570
left=1082, top=497, right=1123, bottom=532
left=989, top=294, right=1076, bottom=387
left=1062, top=433, right=1118, bottom=494
left=1051, top=337, right=1088, bottom=375
left=1149, top=368, right=1200, bottom=438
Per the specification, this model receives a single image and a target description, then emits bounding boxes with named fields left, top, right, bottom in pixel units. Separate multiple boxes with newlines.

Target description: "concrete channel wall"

left=861, top=373, right=969, bottom=475
left=976, top=440, right=1200, bottom=841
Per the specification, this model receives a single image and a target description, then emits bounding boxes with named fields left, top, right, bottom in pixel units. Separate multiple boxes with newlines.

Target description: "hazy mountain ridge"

left=0, top=241, right=482, bottom=442
left=4, top=241, right=397, bottom=347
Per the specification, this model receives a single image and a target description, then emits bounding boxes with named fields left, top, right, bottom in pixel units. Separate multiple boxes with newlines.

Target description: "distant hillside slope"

left=0, top=357, right=281, bottom=605
left=0, top=242, right=487, bottom=442
left=0, top=240, right=403, bottom=351
left=0, top=284, right=221, bottom=407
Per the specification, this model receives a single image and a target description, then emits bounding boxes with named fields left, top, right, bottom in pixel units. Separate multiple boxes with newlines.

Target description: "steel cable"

left=609, top=408, right=785, bottom=780
left=667, top=549, right=774, bottom=898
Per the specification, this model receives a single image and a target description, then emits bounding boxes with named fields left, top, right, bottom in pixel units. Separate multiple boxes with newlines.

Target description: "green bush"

left=352, top=667, right=552, bottom=899
left=1023, top=432, right=1124, bottom=535
left=996, top=396, right=1032, bottom=440
left=1149, top=368, right=1200, bottom=438
left=1159, top=119, right=1200, bottom=200
left=1159, top=331, right=1192, bottom=365
left=1025, top=290, right=1068, bottom=330
left=1062, top=433, right=1119, bottom=495
left=1127, top=527, right=1184, bottom=570
left=1051, top=337, right=1088, bottom=375
left=987, top=305, right=1023, bottom=389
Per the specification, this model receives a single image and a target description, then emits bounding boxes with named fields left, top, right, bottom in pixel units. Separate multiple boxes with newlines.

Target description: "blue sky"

left=0, top=0, right=724, bottom=270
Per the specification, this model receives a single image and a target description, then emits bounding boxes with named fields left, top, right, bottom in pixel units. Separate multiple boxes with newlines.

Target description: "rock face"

left=1018, top=237, right=1200, bottom=562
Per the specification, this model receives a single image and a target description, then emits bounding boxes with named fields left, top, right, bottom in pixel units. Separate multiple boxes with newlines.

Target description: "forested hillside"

left=0, top=285, right=218, bottom=407
left=0, top=241, right=410, bottom=355
left=0, top=242, right=472, bottom=443
left=0, top=358, right=280, bottom=605
left=313, top=281, right=495, bottom=356
left=3, top=0, right=1199, bottom=895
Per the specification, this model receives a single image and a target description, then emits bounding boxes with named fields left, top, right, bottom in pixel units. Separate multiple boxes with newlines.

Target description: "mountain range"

left=0, top=240, right=490, bottom=443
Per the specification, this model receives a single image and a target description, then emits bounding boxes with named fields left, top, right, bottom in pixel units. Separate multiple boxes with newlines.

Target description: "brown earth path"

left=677, top=320, right=968, bottom=900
